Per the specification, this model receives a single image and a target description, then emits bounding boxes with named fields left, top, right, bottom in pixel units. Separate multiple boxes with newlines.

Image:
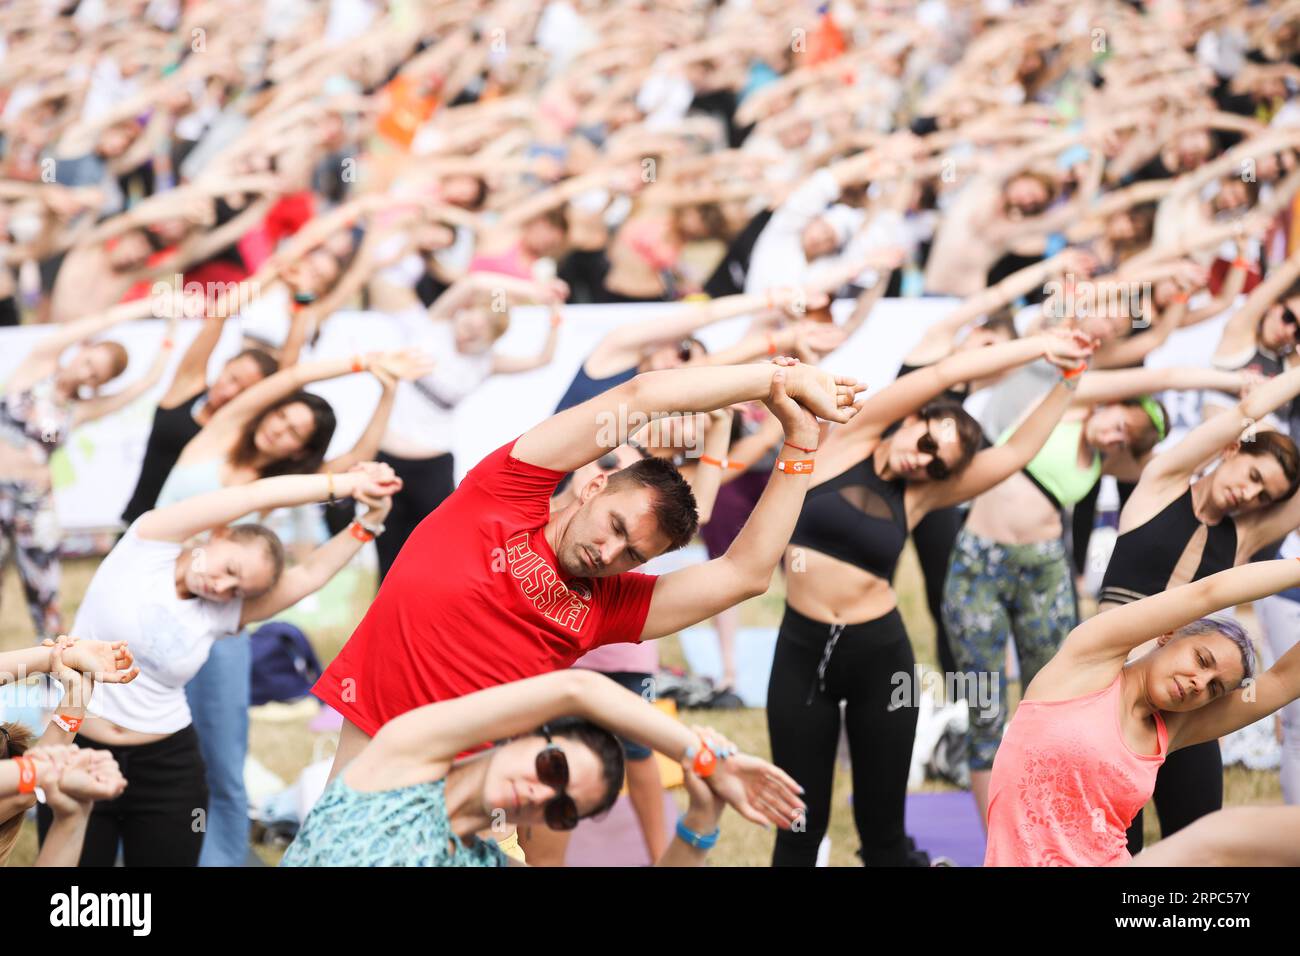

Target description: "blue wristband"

left=676, top=818, right=720, bottom=851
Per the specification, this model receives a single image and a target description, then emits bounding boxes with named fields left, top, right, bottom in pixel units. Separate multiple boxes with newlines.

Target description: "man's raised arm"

left=511, top=361, right=863, bottom=474
left=638, top=364, right=823, bottom=639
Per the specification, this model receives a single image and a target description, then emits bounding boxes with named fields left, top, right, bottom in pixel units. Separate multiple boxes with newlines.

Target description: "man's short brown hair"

left=603, top=457, right=699, bottom=551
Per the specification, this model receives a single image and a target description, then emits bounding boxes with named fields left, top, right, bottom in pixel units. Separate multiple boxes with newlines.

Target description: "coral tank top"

left=984, top=672, right=1167, bottom=867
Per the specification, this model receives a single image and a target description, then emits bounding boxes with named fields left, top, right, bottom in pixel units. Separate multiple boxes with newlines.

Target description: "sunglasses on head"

left=916, top=420, right=952, bottom=481
left=535, top=727, right=579, bottom=831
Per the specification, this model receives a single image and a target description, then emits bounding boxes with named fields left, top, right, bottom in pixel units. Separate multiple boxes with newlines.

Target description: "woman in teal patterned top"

left=282, top=668, right=807, bottom=866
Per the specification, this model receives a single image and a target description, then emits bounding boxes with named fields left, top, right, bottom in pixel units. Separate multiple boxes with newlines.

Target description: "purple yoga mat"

left=564, top=793, right=678, bottom=867
left=564, top=790, right=986, bottom=866
left=904, top=791, right=987, bottom=867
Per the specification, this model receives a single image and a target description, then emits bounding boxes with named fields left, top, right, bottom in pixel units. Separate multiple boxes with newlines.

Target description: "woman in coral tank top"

left=985, top=558, right=1300, bottom=866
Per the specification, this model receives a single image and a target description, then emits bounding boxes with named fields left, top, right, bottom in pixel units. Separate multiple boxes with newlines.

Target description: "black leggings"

left=375, top=450, right=455, bottom=582
left=1126, top=739, right=1223, bottom=854
left=909, top=505, right=964, bottom=677
left=36, top=725, right=207, bottom=867
left=767, top=604, right=917, bottom=866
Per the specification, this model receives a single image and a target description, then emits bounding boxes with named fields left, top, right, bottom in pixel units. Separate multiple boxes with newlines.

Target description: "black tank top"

left=1098, top=487, right=1237, bottom=605
left=788, top=453, right=908, bottom=580
left=121, top=392, right=206, bottom=524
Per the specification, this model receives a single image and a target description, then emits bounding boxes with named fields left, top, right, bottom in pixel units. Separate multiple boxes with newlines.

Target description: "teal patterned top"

left=280, top=775, right=508, bottom=868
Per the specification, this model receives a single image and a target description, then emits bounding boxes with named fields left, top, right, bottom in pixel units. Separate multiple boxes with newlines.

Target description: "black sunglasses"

left=536, top=727, right=579, bottom=832
left=916, top=421, right=952, bottom=481
left=1282, top=306, right=1299, bottom=329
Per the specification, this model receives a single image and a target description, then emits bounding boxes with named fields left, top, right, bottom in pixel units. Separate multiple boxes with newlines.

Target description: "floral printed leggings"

left=941, top=528, right=1078, bottom=771
left=0, top=479, right=62, bottom=639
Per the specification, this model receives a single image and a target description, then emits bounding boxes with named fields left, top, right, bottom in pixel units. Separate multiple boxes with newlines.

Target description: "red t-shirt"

left=313, top=439, right=659, bottom=735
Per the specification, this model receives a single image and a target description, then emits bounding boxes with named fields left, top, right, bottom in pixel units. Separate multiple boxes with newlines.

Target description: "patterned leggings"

left=941, top=528, right=1078, bottom=771
left=0, top=479, right=62, bottom=639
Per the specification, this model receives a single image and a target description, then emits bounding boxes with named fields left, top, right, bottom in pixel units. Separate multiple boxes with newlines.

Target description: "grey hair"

left=1173, top=617, right=1255, bottom=683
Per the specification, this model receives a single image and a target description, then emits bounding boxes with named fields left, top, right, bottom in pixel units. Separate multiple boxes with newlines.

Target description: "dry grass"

left=0, top=543, right=1283, bottom=867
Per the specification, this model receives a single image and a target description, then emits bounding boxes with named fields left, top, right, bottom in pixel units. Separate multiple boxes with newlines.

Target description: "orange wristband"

left=692, top=745, right=717, bottom=778
left=14, top=755, right=36, bottom=795
left=701, top=455, right=746, bottom=470
left=1172, top=292, right=1190, bottom=304
left=766, top=333, right=777, bottom=356
left=350, top=521, right=375, bottom=543
left=351, top=355, right=366, bottom=374
left=1232, top=258, right=1250, bottom=271
left=776, top=457, right=815, bottom=475
left=51, top=714, right=82, bottom=734
left=1062, top=362, right=1088, bottom=381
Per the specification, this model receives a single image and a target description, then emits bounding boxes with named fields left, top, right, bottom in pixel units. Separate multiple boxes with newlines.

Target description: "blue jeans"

left=185, top=631, right=251, bottom=867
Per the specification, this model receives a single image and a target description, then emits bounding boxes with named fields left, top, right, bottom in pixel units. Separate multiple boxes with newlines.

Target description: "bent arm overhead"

left=133, top=472, right=363, bottom=543
left=1142, top=364, right=1300, bottom=484
left=512, top=362, right=860, bottom=474
left=1066, top=559, right=1300, bottom=666
left=915, top=380, right=1073, bottom=515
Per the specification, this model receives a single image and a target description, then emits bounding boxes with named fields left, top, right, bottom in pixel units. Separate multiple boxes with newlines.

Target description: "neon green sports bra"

left=996, top=419, right=1101, bottom=509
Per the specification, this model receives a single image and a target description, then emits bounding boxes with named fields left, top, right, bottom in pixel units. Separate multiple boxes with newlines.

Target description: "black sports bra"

left=788, top=453, right=908, bottom=581
left=1098, top=487, right=1237, bottom=605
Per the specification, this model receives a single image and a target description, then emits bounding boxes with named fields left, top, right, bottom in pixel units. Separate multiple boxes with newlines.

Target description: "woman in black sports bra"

left=1098, top=363, right=1300, bottom=853
left=768, top=327, right=1094, bottom=867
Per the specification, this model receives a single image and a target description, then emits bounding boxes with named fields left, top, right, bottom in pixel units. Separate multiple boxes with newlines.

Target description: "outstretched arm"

left=201, top=348, right=425, bottom=446
left=239, top=474, right=398, bottom=627
left=1138, top=364, right=1300, bottom=486
left=492, top=309, right=563, bottom=375
left=321, top=369, right=408, bottom=474
left=835, top=329, right=1090, bottom=452
left=1130, top=806, right=1300, bottom=867
left=1066, top=559, right=1300, bottom=667
left=589, top=288, right=815, bottom=376
left=133, top=467, right=396, bottom=544
left=512, top=360, right=861, bottom=474
left=161, top=316, right=233, bottom=408
left=0, top=639, right=137, bottom=687
left=679, top=408, right=734, bottom=524
left=913, top=379, right=1074, bottom=516
left=365, top=668, right=804, bottom=830
left=1213, top=252, right=1300, bottom=364
left=1091, top=295, right=1188, bottom=370
left=639, top=371, right=818, bottom=638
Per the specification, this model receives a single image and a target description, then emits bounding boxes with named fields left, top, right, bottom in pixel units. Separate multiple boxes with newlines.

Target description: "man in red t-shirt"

left=315, top=358, right=862, bottom=781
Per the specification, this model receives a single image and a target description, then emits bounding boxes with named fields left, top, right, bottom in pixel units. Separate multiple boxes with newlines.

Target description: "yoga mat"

left=903, top=791, right=987, bottom=867
left=676, top=625, right=778, bottom=707
left=564, top=792, right=678, bottom=867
